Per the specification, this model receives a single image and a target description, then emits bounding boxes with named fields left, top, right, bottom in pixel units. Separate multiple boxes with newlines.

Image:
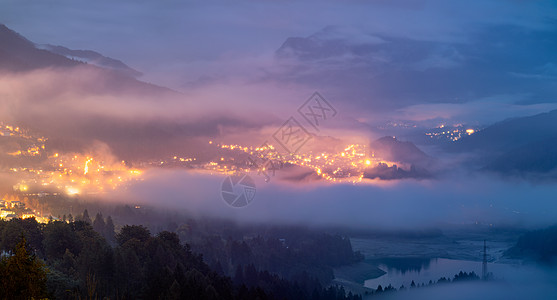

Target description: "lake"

left=334, top=231, right=557, bottom=299
left=364, top=257, right=521, bottom=289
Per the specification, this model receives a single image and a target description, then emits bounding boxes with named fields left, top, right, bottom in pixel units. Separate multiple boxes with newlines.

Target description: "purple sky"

left=2, top=0, right=557, bottom=126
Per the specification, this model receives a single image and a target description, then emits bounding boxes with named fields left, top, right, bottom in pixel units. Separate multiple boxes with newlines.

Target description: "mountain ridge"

left=38, top=44, right=142, bottom=78
left=0, top=24, right=175, bottom=96
left=450, top=109, right=557, bottom=155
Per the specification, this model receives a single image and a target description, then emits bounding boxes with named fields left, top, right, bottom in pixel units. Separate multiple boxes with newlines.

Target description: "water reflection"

left=365, top=258, right=483, bottom=289
left=370, top=257, right=433, bottom=275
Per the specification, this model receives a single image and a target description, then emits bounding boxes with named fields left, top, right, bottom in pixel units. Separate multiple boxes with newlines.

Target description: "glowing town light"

left=84, top=158, right=93, bottom=175
left=365, top=159, right=371, bottom=165
left=66, top=187, right=79, bottom=196
left=466, top=129, right=475, bottom=135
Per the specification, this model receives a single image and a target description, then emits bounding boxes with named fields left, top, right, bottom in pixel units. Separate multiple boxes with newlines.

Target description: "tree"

left=116, top=225, right=151, bottom=246
left=0, top=218, right=43, bottom=256
left=234, top=265, right=244, bottom=286
left=0, top=236, right=48, bottom=299
left=93, top=212, right=106, bottom=235
left=244, top=264, right=258, bottom=287
left=0, top=220, right=25, bottom=252
left=82, top=209, right=92, bottom=224
left=43, top=220, right=81, bottom=260
left=168, top=280, right=181, bottom=300
left=104, top=215, right=116, bottom=244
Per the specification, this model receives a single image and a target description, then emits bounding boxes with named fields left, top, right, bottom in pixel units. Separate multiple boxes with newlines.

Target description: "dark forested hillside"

left=505, top=225, right=557, bottom=263
left=0, top=217, right=362, bottom=300
left=193, top=231, right=364, bottom=284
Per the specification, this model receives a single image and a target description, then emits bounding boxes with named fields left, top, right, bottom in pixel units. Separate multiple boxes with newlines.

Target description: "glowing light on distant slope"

left=10, top=151, right=144, bottom=197
left=211, top=141, right=403, bottom=183
left=84, top=158, right=93, bottom=175
left=66, top=187, right=79, bottom=196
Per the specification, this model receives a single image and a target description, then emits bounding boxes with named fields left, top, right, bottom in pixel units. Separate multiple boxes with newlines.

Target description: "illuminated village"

left=0, top=122, right=143, bottom=222
left=157, top=141, right=404, bottom=184
left=0, top=121, right=476, bottom=222
left=425, top=124, right=478, bottom=141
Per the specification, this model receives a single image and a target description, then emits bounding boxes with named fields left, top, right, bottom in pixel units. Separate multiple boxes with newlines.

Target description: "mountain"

left=505, top=225, right=557, bottom=263
left=0, top=24, right=189, bottom=160
left=38, top=44, right=142, bottom=78
left=448, top=109, right=557, bottom=177
left=363, top=136, right=432, bottom=180
left=273, top=25, right=557, bottom=110
left=450, top=109, right=557, bottom=156
left=485, top=135, right=557, bottom=177
left=0, top=24, right=80, bottom=71
left=370, top=136, right=430, bottom=165
left=0, top=24, right=173, bottom=96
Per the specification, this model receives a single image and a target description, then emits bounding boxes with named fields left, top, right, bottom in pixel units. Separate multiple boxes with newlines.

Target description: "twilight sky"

left=2, top=0, right=557, bottom=127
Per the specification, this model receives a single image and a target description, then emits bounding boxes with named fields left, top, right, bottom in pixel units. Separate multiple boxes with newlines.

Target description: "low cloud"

left=114, top=168, right=557, bottom=230
left=393, top=95, right=557, bottom=126
left=0, top=67, right=335, bottom=159
left=382, top=266, right=557, bottom=300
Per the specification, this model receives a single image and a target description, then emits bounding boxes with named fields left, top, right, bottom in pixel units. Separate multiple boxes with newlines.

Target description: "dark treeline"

left=100, top=205, right=365, bottom=284
left=364, top=271, right=480, bottom=297
left=193, top=231, right=364, bottom=284
left=505, top=224, right=557, bottom=264
left=0, top=216, right=362, bottom=300
left=86, top=207, right=364, bottom=285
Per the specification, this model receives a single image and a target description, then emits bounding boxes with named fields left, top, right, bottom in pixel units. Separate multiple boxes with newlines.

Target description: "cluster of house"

left=0, top=199, right=35, bottom=220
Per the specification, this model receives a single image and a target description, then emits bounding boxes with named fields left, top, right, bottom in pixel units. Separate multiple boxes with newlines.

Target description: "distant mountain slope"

left=449, top=109, right=557, bottom=156
left=273, top=25, right=557, bottom=110
left=38, top=44, right=142, bottom=78
left=485, top=135, right=557, bottom=176
left=505, top=225, right=557, bottom=263
left=446, top=109, right=557, bottom=177
left=370, top=136, right=430, bottom=165
left=0, top=24, right=80, bottom=71
left=364, top=136, right=432, bottom=180
left=0, top=24, right=174, bottom=96
left=0, top=24, right=189, bottom=160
